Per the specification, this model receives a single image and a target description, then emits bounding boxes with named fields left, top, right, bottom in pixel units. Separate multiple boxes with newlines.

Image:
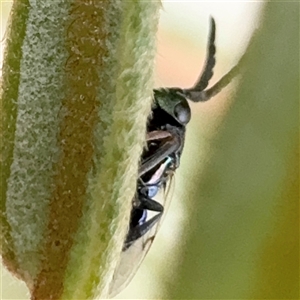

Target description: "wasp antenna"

left=191, top=16, right=216, bottom=92
left=183, top=53, right=245, bottom=102
left=198, top=62, right=240, bottom=101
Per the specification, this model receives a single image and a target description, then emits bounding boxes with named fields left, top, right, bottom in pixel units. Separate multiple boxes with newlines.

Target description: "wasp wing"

left=108, top=174, right=175, bottom=298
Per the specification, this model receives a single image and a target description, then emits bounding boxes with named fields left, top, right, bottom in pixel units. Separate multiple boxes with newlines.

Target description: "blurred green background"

left=1, top=1, right=298, bottom=299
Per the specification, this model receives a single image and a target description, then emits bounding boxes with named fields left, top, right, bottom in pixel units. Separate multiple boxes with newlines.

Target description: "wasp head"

left=151, top=16, right=240, bottom=130
left=151, top=17, right=216, bottom=128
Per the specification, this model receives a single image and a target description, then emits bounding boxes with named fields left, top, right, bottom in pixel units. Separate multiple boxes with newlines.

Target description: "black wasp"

left=109, top=17, right=241, bottom=296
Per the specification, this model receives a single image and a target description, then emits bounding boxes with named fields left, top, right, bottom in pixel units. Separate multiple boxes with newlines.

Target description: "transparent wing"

left=108, top=174, right=175, bottom=298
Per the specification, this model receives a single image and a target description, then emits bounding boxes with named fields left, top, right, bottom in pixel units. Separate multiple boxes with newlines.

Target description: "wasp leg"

left=124, top=194, right=163, bottom=250
left=146, top=130, right=172, bottom=142
left=140, top=130, right=181, bottom=177
left=124, top=212, right=162, bottom=250
left=137, top=194, right=163, bottom=212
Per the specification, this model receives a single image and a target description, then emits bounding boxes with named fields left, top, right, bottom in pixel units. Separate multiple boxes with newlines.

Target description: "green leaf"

left=165, top=2, right=299, bottom=299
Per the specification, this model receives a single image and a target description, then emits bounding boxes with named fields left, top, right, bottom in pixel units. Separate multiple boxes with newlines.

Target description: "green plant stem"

left=0, top=1, right=160, bottom=299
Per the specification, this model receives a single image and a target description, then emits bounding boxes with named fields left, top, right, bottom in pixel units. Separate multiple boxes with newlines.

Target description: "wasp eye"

left=174, top=100, right=191, bottom=125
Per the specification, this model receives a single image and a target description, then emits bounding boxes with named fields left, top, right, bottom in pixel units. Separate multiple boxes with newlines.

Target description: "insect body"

left=109, top=17, right=241, bottom=297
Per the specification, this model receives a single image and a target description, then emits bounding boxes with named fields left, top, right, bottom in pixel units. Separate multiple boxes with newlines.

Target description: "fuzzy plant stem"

left=0, top=0, right=160, bottom=299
